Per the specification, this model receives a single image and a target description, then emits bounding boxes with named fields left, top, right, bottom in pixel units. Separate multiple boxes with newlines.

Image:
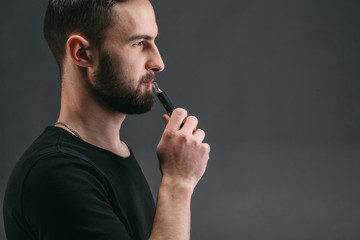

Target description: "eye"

left=133, top=41, right=144, bottom=47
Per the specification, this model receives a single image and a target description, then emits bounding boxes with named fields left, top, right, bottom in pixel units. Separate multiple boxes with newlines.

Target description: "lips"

left=141, top=81, right=154, bottom=89
left=142, top=79, right=154, bottom=84
left=142, top=82, right=153, bottom=85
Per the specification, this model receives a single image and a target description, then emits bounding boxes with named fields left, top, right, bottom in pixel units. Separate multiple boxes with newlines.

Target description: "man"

left=3, top=0, right=210, bottom=239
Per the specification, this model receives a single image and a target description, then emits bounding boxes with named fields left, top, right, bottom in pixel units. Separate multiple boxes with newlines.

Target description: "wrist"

left=159, top=176, right=194, bottom=199
left=150, top=176, right=194, bottom=240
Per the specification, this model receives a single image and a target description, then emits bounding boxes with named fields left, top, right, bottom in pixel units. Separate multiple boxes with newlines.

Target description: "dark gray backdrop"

left=1, top=0, right=359, bottom=239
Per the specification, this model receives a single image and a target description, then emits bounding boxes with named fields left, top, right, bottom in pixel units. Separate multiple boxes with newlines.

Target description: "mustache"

left=141, top=73, right=156, bottom=83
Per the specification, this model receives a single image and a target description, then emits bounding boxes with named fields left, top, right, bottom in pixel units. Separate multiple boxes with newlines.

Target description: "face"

left=90, top=0, right=164, bottom=114
left=92, top=49, right=155, bottom=114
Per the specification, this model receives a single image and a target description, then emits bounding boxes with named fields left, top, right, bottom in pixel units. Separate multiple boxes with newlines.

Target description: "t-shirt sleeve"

left=22, top=154, right=133, bottom=240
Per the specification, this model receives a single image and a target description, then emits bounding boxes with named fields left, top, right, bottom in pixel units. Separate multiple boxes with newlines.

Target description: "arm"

left=149, top=108, right=211, bottom=240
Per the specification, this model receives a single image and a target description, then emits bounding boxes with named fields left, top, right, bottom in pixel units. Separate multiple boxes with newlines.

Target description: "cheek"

left=127, top=61, right=146, bottom=80
left=115, top=49, right=147, bottom=81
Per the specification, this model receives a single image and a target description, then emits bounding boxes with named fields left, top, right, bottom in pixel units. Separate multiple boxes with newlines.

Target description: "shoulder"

left=16, top=126, right=109, bottom=186
left=5, top=127, right=109, bottom=206
left=25, top=152, right=109, bottom=196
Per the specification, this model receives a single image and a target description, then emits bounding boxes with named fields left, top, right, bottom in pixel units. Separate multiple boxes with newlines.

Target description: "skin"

left=56, top=0, right=210, bottom=239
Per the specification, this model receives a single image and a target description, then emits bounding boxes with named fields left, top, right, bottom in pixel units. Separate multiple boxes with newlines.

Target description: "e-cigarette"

left=152, top=81, right=175, bottom=115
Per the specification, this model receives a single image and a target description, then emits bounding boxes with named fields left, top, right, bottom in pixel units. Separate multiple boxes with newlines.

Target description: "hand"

left=156, top=108, right=210, bottom=190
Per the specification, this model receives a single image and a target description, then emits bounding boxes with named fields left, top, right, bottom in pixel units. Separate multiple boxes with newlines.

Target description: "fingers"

left=202, top=142, right=211, bottom=155
left=164, top=108, right=187, bottom=132
left=181, top=116, right=198, bottom=134
left=162, top=114, right=170, bottom=125
left=193, top=128, right=205, bottom=142
left=164, top=109, right=206, bottom=143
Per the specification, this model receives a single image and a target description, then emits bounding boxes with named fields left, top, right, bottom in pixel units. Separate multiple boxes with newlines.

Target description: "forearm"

left=149, top=177, right=194, bottom=240
left=150, top=109, right=210, bottom=240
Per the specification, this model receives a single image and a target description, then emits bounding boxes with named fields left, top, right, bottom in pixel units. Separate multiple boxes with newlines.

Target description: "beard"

left=91, top=50, right=155, bottom=114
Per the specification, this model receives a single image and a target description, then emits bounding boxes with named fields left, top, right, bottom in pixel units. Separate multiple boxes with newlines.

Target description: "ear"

left=66, top=35, right=92, bottom=68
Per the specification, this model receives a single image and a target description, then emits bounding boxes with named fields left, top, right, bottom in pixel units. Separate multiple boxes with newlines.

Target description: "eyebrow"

left=128, top=33, right=160, bottom=42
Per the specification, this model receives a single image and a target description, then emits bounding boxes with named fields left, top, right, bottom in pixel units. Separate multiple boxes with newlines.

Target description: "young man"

left=3, top=0, right=210, bottom=239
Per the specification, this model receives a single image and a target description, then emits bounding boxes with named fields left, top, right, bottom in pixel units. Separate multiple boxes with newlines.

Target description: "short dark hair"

left=43, top=0, right=125, bottom=70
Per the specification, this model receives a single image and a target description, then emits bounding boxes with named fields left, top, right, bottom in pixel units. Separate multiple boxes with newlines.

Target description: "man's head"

left=44, top=0, right=164, bottom=114
left=44, top=0, right=121, bottom=69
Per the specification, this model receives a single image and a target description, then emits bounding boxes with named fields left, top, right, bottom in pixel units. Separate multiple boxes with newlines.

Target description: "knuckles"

left=178, top=132, right=191, bottom=144
left=163, top=129, right=176, bottom=139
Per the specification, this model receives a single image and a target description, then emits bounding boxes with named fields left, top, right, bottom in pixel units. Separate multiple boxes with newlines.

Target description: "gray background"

left=1, top=0, right=359, bottom=239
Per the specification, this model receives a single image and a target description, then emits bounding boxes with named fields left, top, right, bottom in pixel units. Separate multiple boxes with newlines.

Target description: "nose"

left=145, top=44, right=165, bottom=73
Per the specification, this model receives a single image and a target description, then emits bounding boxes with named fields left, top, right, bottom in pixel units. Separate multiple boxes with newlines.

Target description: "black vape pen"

left=152, top=81, right=175, bottom=115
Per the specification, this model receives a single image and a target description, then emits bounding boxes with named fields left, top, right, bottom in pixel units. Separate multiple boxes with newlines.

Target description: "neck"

left=56, top=74, right=130, bottom=158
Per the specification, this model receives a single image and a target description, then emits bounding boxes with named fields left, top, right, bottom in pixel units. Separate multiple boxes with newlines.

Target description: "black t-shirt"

left=3, top=126, right=156, bottom=240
